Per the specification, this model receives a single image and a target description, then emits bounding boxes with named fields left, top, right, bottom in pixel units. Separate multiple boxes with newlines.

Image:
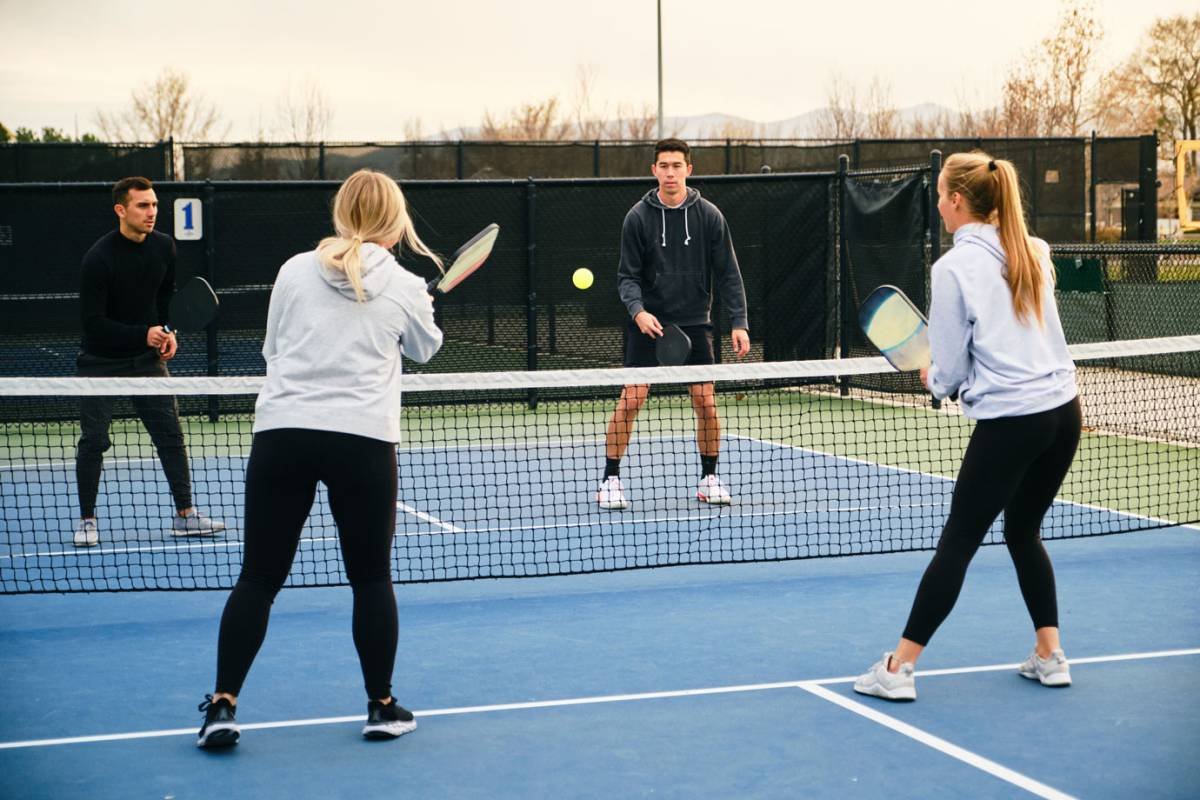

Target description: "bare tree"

left=1134, top=14, right=1200, bottom=143
left=274, top=78, right=333, bottom=142
left=95, top=68, right=227, bottom=142
left=813, top=73, right=860, bottom=139
left=864, top=77, right=900, bottom=138
left=614, top=102, right=662, bottom=140
left=570, top=64, right=612, bottom=139
left=402, top=118, right=426, bottom=141
left=478, top=97, right=570, bottom=140
left=998, top=0, right=1103, bottom=136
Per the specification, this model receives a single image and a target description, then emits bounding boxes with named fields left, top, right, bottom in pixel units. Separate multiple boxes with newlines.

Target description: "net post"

left=836, top=153, right=850, bottom=397
left=525, top=177, right=539, bottom=410
left=203, top=180, right=220, bottom=422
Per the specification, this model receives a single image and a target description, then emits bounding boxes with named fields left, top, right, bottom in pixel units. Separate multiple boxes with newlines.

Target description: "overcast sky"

left=2, top=0, right=1197, bottom=140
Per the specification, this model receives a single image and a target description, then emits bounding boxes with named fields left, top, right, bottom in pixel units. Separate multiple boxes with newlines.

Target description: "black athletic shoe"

left=197, top=694, right=240, bottom=748
left=362, top=699, right=417, bottom=740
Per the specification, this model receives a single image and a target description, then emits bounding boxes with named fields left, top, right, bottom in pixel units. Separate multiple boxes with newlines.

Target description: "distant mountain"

left=443, top=104, right=962, bottom=141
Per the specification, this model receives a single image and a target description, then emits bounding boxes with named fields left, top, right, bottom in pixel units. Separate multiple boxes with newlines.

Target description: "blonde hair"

left=942, top=152, right=1049, bottom=325
left=316, top=170, right=443, bottom=302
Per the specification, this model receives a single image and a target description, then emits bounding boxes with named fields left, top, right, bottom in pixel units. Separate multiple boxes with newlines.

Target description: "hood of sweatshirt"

left=641, top=187, right=702, bottom=248
left=318, top=242, right=397, bottom=300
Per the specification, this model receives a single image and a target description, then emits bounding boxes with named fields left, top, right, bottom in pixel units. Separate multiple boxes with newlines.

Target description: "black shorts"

left=624, top=320, right=714, bottom=368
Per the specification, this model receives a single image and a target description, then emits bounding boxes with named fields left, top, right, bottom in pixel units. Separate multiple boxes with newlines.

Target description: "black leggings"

left=215, top=428, right=399, bottom=700
left=902, top=397, right=1082, bottom=646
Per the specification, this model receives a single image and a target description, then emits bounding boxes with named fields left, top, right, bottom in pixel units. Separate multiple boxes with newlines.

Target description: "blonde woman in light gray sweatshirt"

left=198, top=170, right=443, bottom=748
left=855, top=152, right=1080, bottom=702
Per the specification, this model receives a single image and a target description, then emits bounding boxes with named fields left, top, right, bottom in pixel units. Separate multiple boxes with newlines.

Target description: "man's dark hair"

left=654, top=138, right=691, bottom=164
left=113, top=176, right=154, bottom=206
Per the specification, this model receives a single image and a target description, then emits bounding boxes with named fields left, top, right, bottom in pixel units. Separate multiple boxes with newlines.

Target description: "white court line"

left=395, top=501, right=464, bottom=534
left=1, top=648, right=1194, bottom=751
left=799, top=683, right=1076, bottom=800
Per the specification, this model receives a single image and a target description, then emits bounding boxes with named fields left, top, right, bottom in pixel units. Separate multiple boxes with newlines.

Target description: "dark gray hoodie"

left=617, top=187, right=748, bottom=330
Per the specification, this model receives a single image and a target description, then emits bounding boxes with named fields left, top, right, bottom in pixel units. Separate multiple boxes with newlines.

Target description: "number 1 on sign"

left=174, top=198, right=203, bottom=241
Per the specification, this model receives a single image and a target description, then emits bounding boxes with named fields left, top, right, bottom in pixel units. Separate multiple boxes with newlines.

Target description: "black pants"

left=75, top=352, right=192, bottom=518
left=902, top=397, right=1082, bottom=646
left=215, top=428, right=400, bottom=700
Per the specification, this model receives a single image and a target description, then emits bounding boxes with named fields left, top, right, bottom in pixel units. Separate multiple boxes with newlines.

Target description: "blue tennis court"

left=1, top=521, right=1197, bottom=798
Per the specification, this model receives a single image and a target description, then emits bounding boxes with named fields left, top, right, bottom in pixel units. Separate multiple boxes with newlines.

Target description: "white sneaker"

left=73, top=518, right=99, bottom=547
left=596, top=476, right=629, bottom=510
left=171, top=510, right=227, bottom=537
left=1018, top=649, right=1072, bottom=687
left=853, top=651, right=916, bottom=701
left=696, top=474, right=732, bottom=505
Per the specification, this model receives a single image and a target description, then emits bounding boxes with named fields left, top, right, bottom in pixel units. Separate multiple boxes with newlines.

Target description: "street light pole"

left=657, top=0, right=663, bottom=140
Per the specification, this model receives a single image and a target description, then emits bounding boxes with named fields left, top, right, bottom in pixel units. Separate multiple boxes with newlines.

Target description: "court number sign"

left=174, top=198, right=203, bottom=241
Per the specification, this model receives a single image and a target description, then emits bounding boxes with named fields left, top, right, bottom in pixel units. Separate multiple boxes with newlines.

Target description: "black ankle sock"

left=604, top=458, right=621, bottom=479
left=701, top=455, right=718, bottom=477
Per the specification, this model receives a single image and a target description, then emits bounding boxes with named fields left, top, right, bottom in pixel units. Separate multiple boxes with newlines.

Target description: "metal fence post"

left=1089, top=130, right=1097, bottom=242
left=318, top=142, right=326, bottom=179
left=525, top=177, right=538, bottom=409
left=929, top=150, right=942, bottom=265
left=593, top=140, right=601, bottom=177
left=456, top=141, right=465, bottom=180
left=837, top=153, right=849, bottom=396
left=204, top=180, right=219, bottom=420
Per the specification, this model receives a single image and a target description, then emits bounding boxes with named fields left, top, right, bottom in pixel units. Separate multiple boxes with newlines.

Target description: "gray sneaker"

left=171, top=510, right=226, bottom=537
left=73, top=518, right=99, bottom=547
left=1018, top=649, right=1072, bottom=687
left=853, top=651, right=916, bottom=701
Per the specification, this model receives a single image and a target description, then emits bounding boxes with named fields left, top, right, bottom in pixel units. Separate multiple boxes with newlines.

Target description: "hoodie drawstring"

left=660, top=206, right=691, bottom=247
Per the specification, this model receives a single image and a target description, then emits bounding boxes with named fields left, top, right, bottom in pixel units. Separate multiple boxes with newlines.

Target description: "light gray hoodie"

left=254, top=243, right=442, bottom=443
left=927, top=223, right=1076, bottom=419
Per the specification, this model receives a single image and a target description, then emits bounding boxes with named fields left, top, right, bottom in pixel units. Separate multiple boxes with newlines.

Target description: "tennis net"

left=2, top=336, right=1198, bottom=593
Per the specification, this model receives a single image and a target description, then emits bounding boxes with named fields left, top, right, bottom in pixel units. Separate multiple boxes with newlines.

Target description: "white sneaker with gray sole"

left=1018, top=649, right=1072, bottom=687
left=853, top=651, right=916, bottom=701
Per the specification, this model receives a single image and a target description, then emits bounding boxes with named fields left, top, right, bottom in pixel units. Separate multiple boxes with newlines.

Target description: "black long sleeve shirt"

left=79, top=229, right=176, bottom=358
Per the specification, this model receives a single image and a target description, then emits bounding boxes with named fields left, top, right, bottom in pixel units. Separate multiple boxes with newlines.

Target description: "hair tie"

left=987, top=160, right=998, bottom=172
left=350, top=234, right=363, bottom=245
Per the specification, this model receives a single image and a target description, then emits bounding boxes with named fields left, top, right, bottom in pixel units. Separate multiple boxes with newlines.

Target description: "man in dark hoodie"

left=597, top=138, right=750, bottom=510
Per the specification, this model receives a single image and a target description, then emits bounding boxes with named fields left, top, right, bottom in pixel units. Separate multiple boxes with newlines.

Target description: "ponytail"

left=991, top=160, right=1047, bottom=325
left=317, top=234, right=367, bottom=302
left=317, top=170, right=442, bottom=303
left=942, top=152, right=1049, bottom=325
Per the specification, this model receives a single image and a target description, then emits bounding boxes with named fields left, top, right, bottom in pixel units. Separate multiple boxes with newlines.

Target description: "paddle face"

left=655, top=324, right=693, bottom=366
left=428, top=223, right=499, bottom=295
left=166, top=277, right=219, bottom=333
left=858, top=285, right=929, bottom=372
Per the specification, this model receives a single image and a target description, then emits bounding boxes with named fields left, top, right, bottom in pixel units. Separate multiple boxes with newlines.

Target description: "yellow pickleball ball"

left=572, top=268, right=594, bottom=290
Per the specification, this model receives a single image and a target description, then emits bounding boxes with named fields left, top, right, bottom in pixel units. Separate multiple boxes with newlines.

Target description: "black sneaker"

left=197, top=694, right=240, bottom=748
left=362, top=699, right=417, bottom=739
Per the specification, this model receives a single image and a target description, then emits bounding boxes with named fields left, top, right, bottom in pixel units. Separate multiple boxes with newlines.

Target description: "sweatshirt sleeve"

left=80, top=249, right=150, bottom=352
left=617, top=210, right=647, bottom=319
left=399, top=278, right=443, bottom=364
left=708, top=205, right=748, bottom=330
left=926, top=261, right=972, bottom=400
left=261, top=267, right=285, bottom=362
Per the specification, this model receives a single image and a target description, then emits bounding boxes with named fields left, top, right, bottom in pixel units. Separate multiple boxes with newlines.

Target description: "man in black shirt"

left=73, top=176, right=225, bottom=546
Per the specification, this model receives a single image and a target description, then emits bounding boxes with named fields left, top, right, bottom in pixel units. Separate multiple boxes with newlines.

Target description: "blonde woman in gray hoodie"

left=197, top=170, right=443, bottom=748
